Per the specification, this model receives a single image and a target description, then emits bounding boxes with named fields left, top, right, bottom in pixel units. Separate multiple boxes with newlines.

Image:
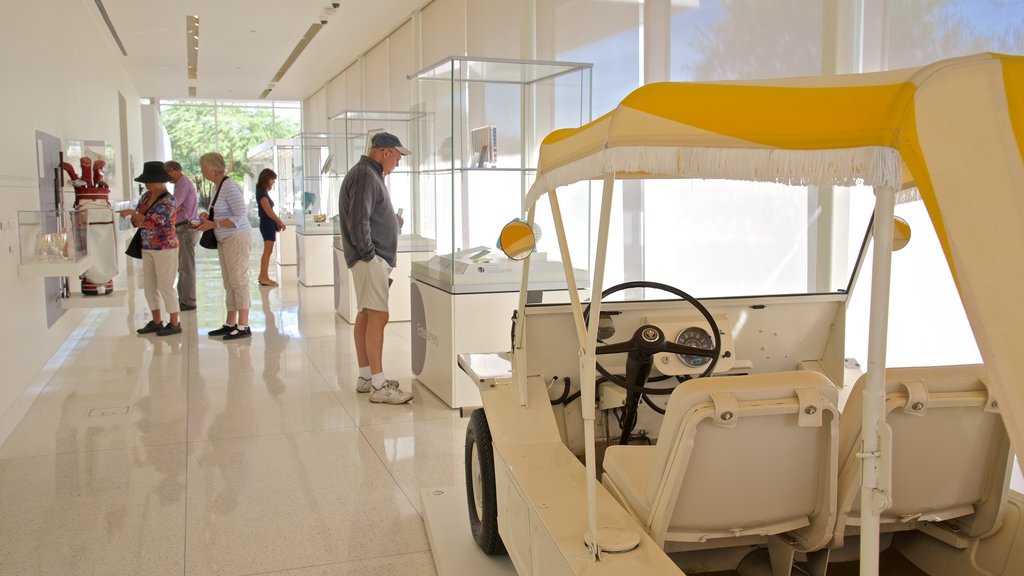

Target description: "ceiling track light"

left=186, top=15, right=200, bottom=81
left=261, top=23, right=323, bottom=98
left=94, top=0, right=127, bottom=56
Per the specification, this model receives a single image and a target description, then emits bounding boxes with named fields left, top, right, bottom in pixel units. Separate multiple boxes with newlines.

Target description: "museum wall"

left=0, top=0, right=143, bottom=439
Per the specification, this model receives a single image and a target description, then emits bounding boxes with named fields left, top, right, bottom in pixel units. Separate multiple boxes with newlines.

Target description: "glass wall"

left=883, top=0, right=1024, bottom=69
left=534, top=0, right=641, bottom=288
left=539, top=0, right=641, bottom=118
left=159, top=99, right=301, bottom=214
left=845, top=1, right=1024, bottom=368
left=640, top=179, right=872, bottom=300
left=614, top=0, right=828, bottom=297
left=669, top=0, right=823, bottom=81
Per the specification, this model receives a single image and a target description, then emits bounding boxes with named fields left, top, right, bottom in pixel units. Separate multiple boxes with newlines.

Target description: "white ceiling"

left=100, top=0, right=427, bottom=102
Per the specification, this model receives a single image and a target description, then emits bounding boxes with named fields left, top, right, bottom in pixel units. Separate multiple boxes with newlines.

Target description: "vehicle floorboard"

left=679, top=547, right=928, bottom=576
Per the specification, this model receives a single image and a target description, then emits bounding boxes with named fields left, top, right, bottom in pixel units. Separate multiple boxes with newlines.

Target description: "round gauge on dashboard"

left=676, top=326, right=714, bottom=368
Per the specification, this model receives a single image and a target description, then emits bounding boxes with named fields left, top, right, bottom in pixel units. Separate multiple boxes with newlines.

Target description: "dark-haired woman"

left=255, top=168, right=285, bottom=287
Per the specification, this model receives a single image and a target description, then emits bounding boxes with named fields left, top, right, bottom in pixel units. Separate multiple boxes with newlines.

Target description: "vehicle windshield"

left=634, top=179, right=876, bottom=300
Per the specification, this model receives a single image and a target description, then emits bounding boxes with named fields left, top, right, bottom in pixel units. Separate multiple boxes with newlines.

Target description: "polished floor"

left=0, top=236, right=461, bottom=575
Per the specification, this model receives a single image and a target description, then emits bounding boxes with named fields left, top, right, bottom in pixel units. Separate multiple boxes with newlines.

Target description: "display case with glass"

left=17, top=209, right=90, bottom=277
left=407, top=57, right=593, bottom=408
left=246, top=138, right=300, bottom=226
left=247, top=138, right=300, bottom=266
left=328, top=110, right=436, bottom=250
left=409, top=56, right=594, bottom=295
left=329, top=111, right=437, bottom=321
left=264, top=133, right=343, bottom=285
left=293, top=132, right=341, bottom=236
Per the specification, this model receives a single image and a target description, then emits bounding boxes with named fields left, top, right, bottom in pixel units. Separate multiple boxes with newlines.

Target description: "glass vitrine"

left=17, top=209, right=90, bottom=277
left=329, top=111, right=437, bottom=320
left=407, top=57, right=594, bottom=408
left=291, top=132, right=340, bottom=236
left=328, top=110, right=434, bottom=249
left=409, top=56, right=593, bottom=294
left=246, top=138, right=300, bottom=226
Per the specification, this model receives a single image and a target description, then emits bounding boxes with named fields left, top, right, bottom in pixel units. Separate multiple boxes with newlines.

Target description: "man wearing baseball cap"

left=338, top=132, right=414, bottom=404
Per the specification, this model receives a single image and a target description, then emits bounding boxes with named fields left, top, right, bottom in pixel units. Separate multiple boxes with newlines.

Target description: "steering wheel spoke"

left=597, top=340, right=640, bottom=355
left=663, top=341, right=717, bottom=358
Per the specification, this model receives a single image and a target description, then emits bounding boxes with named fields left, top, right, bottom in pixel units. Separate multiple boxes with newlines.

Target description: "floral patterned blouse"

left=137, top=190, right=179, bottom=250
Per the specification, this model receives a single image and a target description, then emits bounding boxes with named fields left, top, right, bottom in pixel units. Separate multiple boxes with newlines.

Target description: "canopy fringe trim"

left=528, top=146, right=903, bottom=208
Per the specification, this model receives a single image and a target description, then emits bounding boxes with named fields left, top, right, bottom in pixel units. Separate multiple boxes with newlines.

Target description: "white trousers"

left=142, top=248, right=180, bottom=314
left=217, top=232, right=251, bottom=311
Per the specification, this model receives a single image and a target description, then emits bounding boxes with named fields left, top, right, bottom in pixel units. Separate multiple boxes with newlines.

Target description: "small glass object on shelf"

left=18, top=209, right=89, bottom=265
left=35, top=232, right=69, bottom=261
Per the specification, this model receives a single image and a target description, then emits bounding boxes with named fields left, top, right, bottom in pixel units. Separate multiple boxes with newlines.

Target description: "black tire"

left=465, top=409, right=506, bottom=555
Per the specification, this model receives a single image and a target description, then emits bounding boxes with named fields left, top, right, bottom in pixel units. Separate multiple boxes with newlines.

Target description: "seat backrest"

left=834, top=364, right=1012, bottom=547
left=646, top=370, right=840, bottom=551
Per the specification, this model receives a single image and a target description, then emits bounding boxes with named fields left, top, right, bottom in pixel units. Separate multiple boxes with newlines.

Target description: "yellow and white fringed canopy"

left=527, top=52, right=1024, bottom=461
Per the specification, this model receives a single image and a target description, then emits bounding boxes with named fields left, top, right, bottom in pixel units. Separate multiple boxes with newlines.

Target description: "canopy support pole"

left=580, top=175, right=616, bottom=561
left=514, top=202, right=538, bottom=405
left=549, top=190, right=589, bottom=352
left=860, top=184, right=896, bottom=576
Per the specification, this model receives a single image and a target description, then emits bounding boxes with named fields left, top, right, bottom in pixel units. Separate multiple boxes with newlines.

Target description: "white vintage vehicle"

left=450, top=52, right=1024, bottom=576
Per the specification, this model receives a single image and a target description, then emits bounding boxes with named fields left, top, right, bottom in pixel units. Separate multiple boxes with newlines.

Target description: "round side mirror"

left=893, top=216, right=911, bottom=251
left=497, top=219, right=537, bottom=261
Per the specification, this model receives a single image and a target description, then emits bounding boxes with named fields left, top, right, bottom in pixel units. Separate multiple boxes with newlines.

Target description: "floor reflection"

left=0, top=234, right=457, bottom=576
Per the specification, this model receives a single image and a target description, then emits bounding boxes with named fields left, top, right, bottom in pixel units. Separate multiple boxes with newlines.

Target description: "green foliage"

left=160, top=101, right=300, bottom=204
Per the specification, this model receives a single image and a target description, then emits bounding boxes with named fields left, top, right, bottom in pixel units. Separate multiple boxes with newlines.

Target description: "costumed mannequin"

left=62, top=156, right=118, bottom=295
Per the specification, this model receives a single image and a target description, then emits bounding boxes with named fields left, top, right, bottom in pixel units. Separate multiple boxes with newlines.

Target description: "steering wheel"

left=583, top=281, right=722, bottom=444
left=583, top=281, right=722, bottom=392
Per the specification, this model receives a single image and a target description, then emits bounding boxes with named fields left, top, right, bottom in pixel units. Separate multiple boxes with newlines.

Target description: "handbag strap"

left=140, top=191, right=170, bottom=215
left=208, top=176, right=228, bottom=219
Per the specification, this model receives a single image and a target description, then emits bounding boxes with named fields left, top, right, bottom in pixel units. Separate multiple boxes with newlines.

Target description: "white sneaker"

left=370, top=381, right=414, bottom=404
left=356, top=376, right=372, bottom=393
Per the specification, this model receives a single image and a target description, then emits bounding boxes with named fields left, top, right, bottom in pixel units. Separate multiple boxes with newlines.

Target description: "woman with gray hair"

left=194, top=152, right=254, bottom=340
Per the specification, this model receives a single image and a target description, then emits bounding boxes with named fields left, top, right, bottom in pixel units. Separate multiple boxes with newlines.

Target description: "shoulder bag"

left=125, top=191, right=170, bottom=259
left=199, top=177, right=228, bottom=250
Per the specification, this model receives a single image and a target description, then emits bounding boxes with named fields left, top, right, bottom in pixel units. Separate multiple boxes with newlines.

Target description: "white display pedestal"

left=296, top=232, right=334, bottom=287
left=410, top=279, right=521, bottom=409
left=333, top=247, right=433, bottom=323
left=275, top=226, right=296, bottom=266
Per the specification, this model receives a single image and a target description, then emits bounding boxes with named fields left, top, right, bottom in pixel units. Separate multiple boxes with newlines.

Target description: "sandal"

left=258, top=279, right=278, bottom=287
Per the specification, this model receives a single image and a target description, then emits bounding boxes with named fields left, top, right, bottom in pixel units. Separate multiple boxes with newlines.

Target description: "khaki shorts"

left=351, top=255, right=393, bottom=312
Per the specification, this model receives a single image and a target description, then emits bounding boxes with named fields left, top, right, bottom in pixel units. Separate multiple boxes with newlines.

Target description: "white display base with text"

left=410, top=279, right=521, bottom=409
